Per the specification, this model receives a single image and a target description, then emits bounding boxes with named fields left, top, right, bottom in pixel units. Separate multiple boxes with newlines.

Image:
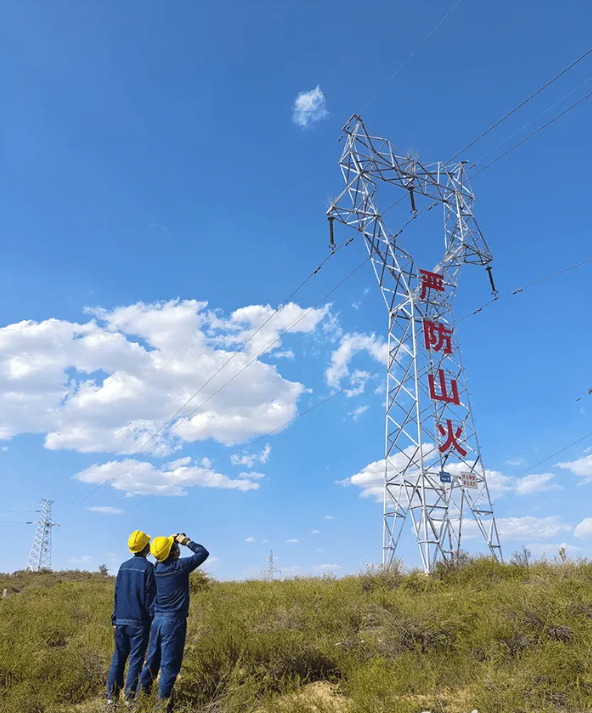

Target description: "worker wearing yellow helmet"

left=140, top=532, right=209, bottom=709
left=106, top=530, right=156, bottom=707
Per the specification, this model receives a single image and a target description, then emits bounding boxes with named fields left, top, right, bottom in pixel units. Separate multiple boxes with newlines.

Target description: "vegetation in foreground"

left=1, top=555, right=592, bottom=713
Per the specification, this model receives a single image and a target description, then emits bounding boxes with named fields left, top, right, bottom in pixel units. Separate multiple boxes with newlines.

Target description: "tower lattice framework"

left=26, top=499, right=59, bottom=572
left=328, top=116, right=502, bottom=573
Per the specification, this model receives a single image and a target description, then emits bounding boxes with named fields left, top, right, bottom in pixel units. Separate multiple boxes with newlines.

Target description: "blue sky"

left=1, top=0, right=591, bottom=578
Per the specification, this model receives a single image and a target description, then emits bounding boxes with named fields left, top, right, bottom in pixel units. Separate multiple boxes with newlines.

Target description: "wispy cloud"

left=245, top=537, right=255, bottom=543
left=293, top=86, right=328, bottom=128
left=324, top=515, right=335, bottom=520
left=310, top=529, right=321, bottom=535
left=286, top=538, right=299, bottom=544
left=87, top=506, right=124, bottom=515
left=347, top=404, right=369, bottom=422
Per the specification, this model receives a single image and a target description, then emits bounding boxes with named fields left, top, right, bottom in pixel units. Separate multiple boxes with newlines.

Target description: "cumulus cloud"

left=310, top=529, right=321, bottom=535
left=324, top=515, right=335, bottom=520
left=245, top=537, right=256, bottom=543
left=87, top=506, right=124, bottom=515
left=574, top=518, right=592, bottom=539
left=74, top=456, right=260, bottom=497
left=496, top=516, right=571, bottom=540
left=342, top=450, right=560, bottom=503
left=557, top=454, right=592, bottom=484
left=514, top=472, right=561, bottom=495
left=292, top=86, right=328, bottom=128
left=286, top=538, right=299, bottom=544
left=326, top=332, right=387, bottom=394
left=0, top=300, right=330, bottom=455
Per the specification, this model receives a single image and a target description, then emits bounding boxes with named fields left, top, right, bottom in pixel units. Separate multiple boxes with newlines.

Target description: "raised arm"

left=174, top=534, right=209, bottom=573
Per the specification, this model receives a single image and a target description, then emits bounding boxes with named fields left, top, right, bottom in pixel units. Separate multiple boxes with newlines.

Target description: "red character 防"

left=423, top=320, right=453, bottom=354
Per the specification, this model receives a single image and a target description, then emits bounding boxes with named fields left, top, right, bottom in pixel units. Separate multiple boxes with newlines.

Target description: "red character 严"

left=419, top=269, right=445, bottom=300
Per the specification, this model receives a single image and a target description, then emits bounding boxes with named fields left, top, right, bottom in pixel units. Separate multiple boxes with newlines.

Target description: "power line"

left=60, top=250, right=368, bottom=519
left=77, top=363, right=387, bottom=525
left=513, top=428, right=592, bottom=479
left=359, top=0, right=465, bottom=115
left=458, top=255, right=592, bottom=322
left=470, top=75, right=592, bottom=169
left=449, top=46, right=592, bottom=161
left=470, top=88, right=592, bottom=178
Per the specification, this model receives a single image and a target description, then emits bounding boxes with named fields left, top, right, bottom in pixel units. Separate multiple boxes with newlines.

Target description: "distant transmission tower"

left=328, top=116, right=502, bottom=574
left=261, top=550, right=281, bottom=581
left=26, top=500, right=59, bottom=572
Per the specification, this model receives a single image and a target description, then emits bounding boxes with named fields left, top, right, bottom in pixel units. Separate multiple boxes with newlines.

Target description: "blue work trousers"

left=106, top=623, right=150, bottom=701
left=140, top=616, right=187, bottom=708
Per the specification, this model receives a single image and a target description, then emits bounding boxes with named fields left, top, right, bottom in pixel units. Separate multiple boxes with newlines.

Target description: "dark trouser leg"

left=106, top=625, right=130, bottom=700
left=139, top=618, right=162, bottom=695
left=124, top=623, right=151, bottom=700
left=157, top=618, right=187, bottom=709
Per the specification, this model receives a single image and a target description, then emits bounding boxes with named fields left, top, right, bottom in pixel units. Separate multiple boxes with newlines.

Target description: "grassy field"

left=1, top=556, right=592, bottom=713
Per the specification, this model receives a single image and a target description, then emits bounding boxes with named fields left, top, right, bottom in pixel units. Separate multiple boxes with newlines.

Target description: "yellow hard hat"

left=128, top=530, right=151, bottom=553
left=151, top=535, right=175, bottom=563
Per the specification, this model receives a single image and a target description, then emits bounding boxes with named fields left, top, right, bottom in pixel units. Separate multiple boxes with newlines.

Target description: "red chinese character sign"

left=423, top=320, right=452, bottom=355
left=419, top=269, right=445, bottom=300
left=420, top=272, right=465, bottom=457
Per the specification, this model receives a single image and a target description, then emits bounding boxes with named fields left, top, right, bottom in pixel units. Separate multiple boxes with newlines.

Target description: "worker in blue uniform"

left=106, top=530, right=156, bottom=707
left=139, top=532, right=209, bottom=710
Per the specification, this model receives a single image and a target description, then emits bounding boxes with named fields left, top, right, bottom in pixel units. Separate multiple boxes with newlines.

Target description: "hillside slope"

left=1, top=559, right=592, bottom=713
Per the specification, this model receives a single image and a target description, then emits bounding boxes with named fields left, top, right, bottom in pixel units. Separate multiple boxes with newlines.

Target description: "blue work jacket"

left=154, top=541, right=209, bottom=619
left=111, top=554, right=156, bottom=626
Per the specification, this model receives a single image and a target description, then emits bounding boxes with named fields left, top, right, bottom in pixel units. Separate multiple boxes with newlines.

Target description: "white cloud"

left=0, top=300, right=331, bottom=455
left=347, top=405, right=369, bottom=422
left=497, top=516, right=571, bottom=540
left=352, top=302, right=361, bottom=311
left=74, top=457, right=260, bottom=497
left=324, top=515, right=335, bottom=520
left=343, top=451, right=559, bottom=503
left=574, top=518, right=592, bottom=539
left=87, top=506, right=124, bottom=515
left=292, top=85, right=328, bottom=128
left=70, top=555, right=93, bottom=565
left=514, top=473, right=561, bottom=495
left=345, top=370, right=371, bottom=398
left=506, top=457, right=527, bottom=467
left=239, top=471, right=266, bottom=480
left=1, top=446, right=8, bottom=452
left=326, top=332, right=387, bottom=392
left=317, top=564, right=342, bottom=571
left=310, top=529, right=321, bottom=535
left=286, top=538, right=299, bottom=544
left=269, top=350, right=295, bottom=360
left=231, top=444, right=272, bottom=468
left=245, top=537, right=256, bottom=543
left=557, top=454, right=592, bottom=484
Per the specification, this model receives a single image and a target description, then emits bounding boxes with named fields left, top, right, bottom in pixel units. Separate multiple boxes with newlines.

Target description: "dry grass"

left=1, top=557, right=592, bottom=713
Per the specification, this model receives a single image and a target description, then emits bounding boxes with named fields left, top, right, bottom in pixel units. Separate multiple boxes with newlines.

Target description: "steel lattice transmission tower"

left=26, top=499, right=59, bottom=572
left=328, top=115, right=502, bottom=573
left=261, top=550, right=281, bottom=581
